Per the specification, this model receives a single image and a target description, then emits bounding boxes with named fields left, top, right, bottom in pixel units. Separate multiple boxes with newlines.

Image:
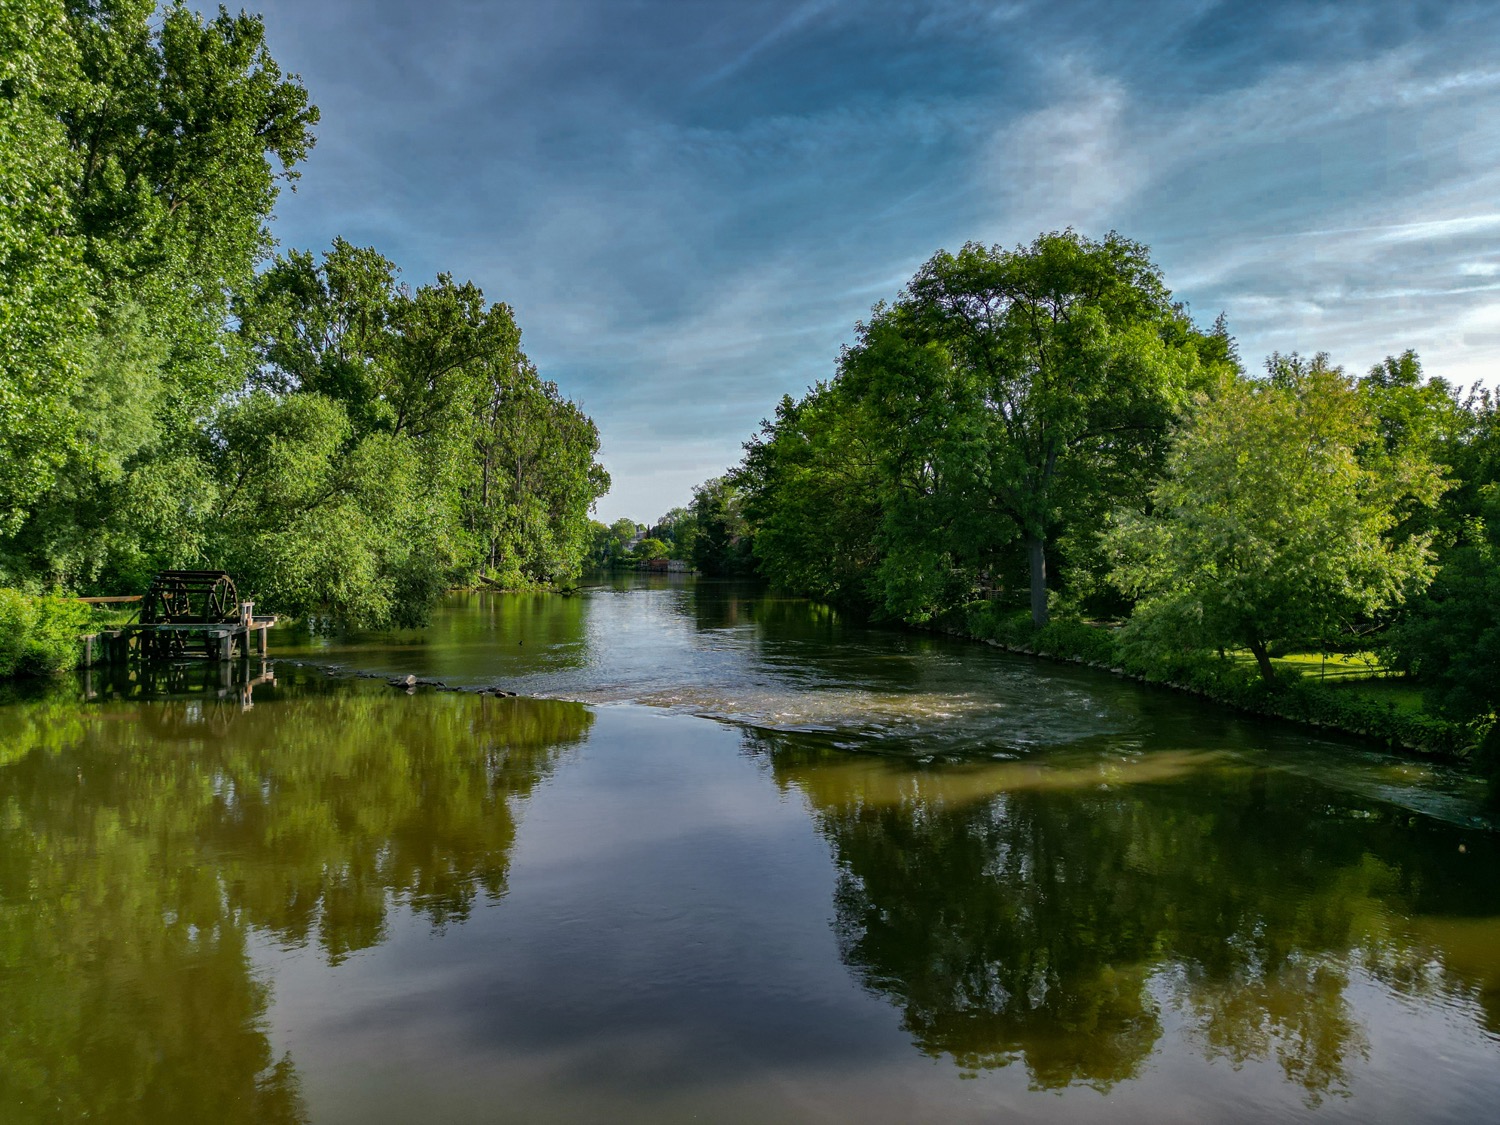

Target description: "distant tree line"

left=589, top=475, right=756, bottom=576
left=685, top=231, right=1500, bottom=755
left=0, top=1, right=606, bottom=632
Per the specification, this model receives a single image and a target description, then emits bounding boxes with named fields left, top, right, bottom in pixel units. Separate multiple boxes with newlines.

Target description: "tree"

left=647, top=507, right=696, bottom=560
left=237, top=240, right=608, bottom=604
left=840, top=234, right=1224, bottom=630
left=1390, top=492, right=1500, bottom=725
left=1106, top=357, right=1444, bottom=683
left=466, top=351, right=608, bottom=586
left=631, top=537, right=670, bottom=562
left=592, top=518, right=643, bottom=567
left=741, top=387, right=881, bottom=605
left=0, top=0, right=92, bottom=538
left=63, top=1, right=317, bottom=363
left=0, top=0, right=317, bottom=588
left=689, top=476, right=756, bottom=577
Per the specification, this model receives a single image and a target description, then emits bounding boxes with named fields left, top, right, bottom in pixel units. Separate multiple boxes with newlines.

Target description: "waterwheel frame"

left=140, top=570, right=241, bottom=661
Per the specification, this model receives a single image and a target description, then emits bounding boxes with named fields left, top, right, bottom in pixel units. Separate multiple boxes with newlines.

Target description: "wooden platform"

left=82, top=616, right=278, bottom=666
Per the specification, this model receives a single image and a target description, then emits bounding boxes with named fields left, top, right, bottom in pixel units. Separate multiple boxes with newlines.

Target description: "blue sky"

left=245, top=0, right=1500, bottom=523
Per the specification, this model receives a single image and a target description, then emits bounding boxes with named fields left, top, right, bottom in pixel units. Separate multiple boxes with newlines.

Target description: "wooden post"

left=257, top=624, right=267, bottom=657
left=219, top=631, right=232, bottom=662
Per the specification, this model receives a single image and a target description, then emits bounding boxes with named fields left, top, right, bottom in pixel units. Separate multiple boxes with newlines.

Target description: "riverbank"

left=931, top=601, right=1489, bottom=771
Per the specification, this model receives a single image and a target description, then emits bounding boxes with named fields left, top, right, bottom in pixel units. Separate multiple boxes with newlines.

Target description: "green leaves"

left=740, top=231, right=1217, bottom=625
left=0, top=6, right=602, bottom=626
left=229, top=240, right=606, bottom=617
left=1106, top=359, right=1445, bottom=680
left=0, top=0, right=93, bottom=536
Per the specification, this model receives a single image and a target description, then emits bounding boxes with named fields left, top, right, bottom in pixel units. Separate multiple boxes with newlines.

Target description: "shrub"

left=0, top=590, right=91, bottom=677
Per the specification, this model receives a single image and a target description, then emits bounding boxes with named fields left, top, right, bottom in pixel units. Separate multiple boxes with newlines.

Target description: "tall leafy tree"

left=0, top=0, right=317, bottom=587
left=1106, top=356, right=1444, bottom=683
left=237, top=240, right=607, bottom=614
left=741, top=387, right=880, bottom=602
left=62, top=0, right=317, bottom=400
left=688, top=475, right=757, bottom=578
left=742, top=231, right=1224, bottom=624
left=883, top=231, right=1224, bottom=626
left=466, top=351, right=609, bottom=586
left=0, top=0, right=93, bottom=538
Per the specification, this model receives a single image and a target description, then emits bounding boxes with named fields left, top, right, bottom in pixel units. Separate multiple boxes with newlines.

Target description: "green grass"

left=1326, top=677, right=1428, bottom=716
left=1225, top=649, right=1396, bottom=682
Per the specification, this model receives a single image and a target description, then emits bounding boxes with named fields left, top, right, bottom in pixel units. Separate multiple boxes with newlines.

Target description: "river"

left=1, top=577, right=1496, bottom=1123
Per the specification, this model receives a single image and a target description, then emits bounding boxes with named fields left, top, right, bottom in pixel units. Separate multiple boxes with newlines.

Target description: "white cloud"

left=971, top=42, right=1500, bottom=387
left=984, top=64, right=1143, bottom=235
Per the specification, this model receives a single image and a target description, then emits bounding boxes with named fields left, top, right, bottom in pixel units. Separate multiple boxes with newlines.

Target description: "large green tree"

left=742, top=231, right=1226, bottom=624
left=235, top=240, right=607, bottom=614
left=467, top=352, right=609, bottom=586
left=1106, top=356, right=1444, bottom=683
left=0, top=0, right=93, bottom=538
left=883, top=231, right=1225, bottom=625
left=741, top=386, right=880, bottom=603
left=688, top=474, right=757, bottom=577
left=0, top=0, right=317, bottom=588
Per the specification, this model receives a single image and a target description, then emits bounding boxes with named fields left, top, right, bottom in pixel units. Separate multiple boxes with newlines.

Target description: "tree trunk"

left=1026, top=535, right=1049, bottom=629
left=1247, top=637, right=1276, bottom=684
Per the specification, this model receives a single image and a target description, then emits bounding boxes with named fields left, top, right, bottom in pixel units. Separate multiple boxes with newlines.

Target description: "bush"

left=0, top=590, right=91, bottom=677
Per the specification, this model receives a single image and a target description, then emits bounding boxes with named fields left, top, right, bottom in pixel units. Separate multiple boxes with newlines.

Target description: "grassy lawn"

left=1225, top=649, right=1429, bottom=716
left=1227, top=649, right=1393, bottom=681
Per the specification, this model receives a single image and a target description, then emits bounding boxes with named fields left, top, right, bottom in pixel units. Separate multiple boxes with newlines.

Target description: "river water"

left=1, top=577, right=1496, bottom=1123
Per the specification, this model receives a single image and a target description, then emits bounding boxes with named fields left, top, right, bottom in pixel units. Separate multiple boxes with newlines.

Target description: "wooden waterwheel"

left=140, top=570, right=240, bottom=659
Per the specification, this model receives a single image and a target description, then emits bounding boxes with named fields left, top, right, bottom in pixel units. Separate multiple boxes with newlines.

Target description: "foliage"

left=237, top=240, right=607, bottom=615
left=0, top=0, right=93, bottom=537
left=738, top=231, right=1225, bottom=624
left=739, top=388, right=875, bottom=598
left=0, top=0, right=317, bottom=587
left=1387, top=489, right=1500, bottom=725
left=590, top=518, right=644, bottom=568
left=468, top=352, right=608, bottom=587
left=1105, top=357, right=1444, bottom=683
left=632, top=537, right=670, bottom=562
left=863, top=231, right=1223, bottom=624
left=0, top=7, right=603, bottom=639
left=0, top=589, right=90, bottom=676
left=647, top=507, right=696, bottom=560
left=689, top=475, right=757, bottom=577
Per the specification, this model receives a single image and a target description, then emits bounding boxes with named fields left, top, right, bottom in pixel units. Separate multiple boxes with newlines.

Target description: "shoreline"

left=919, top=612, right=1477, bottom=764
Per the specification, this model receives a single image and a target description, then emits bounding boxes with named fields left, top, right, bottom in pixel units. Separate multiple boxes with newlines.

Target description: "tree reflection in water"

left=0, top=676, right=590, bottom=1124
left=746, top=729, right=1500, bottom=1100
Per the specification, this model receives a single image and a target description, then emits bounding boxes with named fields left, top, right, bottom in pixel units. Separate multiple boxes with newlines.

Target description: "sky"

left=240, top=0, right=1500, bottom=523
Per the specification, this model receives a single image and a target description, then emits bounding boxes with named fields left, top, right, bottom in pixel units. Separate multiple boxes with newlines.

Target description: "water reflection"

left=5, top=586, right=1499, bottom=1122
left=0, top=676, right=590, bottom=1123
left=270, top=583, right=1136, bottom=751
left=748, top=729, right=1500, bottom=1098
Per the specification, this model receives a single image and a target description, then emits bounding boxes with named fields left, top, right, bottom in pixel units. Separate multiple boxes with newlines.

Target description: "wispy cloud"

left=249, top=0, right=1500, bottom=520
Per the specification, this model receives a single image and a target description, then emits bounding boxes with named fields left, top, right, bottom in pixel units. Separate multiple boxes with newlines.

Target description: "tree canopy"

left=737, top=231, right=1227, bottom=622
left=0, top=3, right=606, bottom=626
left=1105, top=356, right=1444, bottom=682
